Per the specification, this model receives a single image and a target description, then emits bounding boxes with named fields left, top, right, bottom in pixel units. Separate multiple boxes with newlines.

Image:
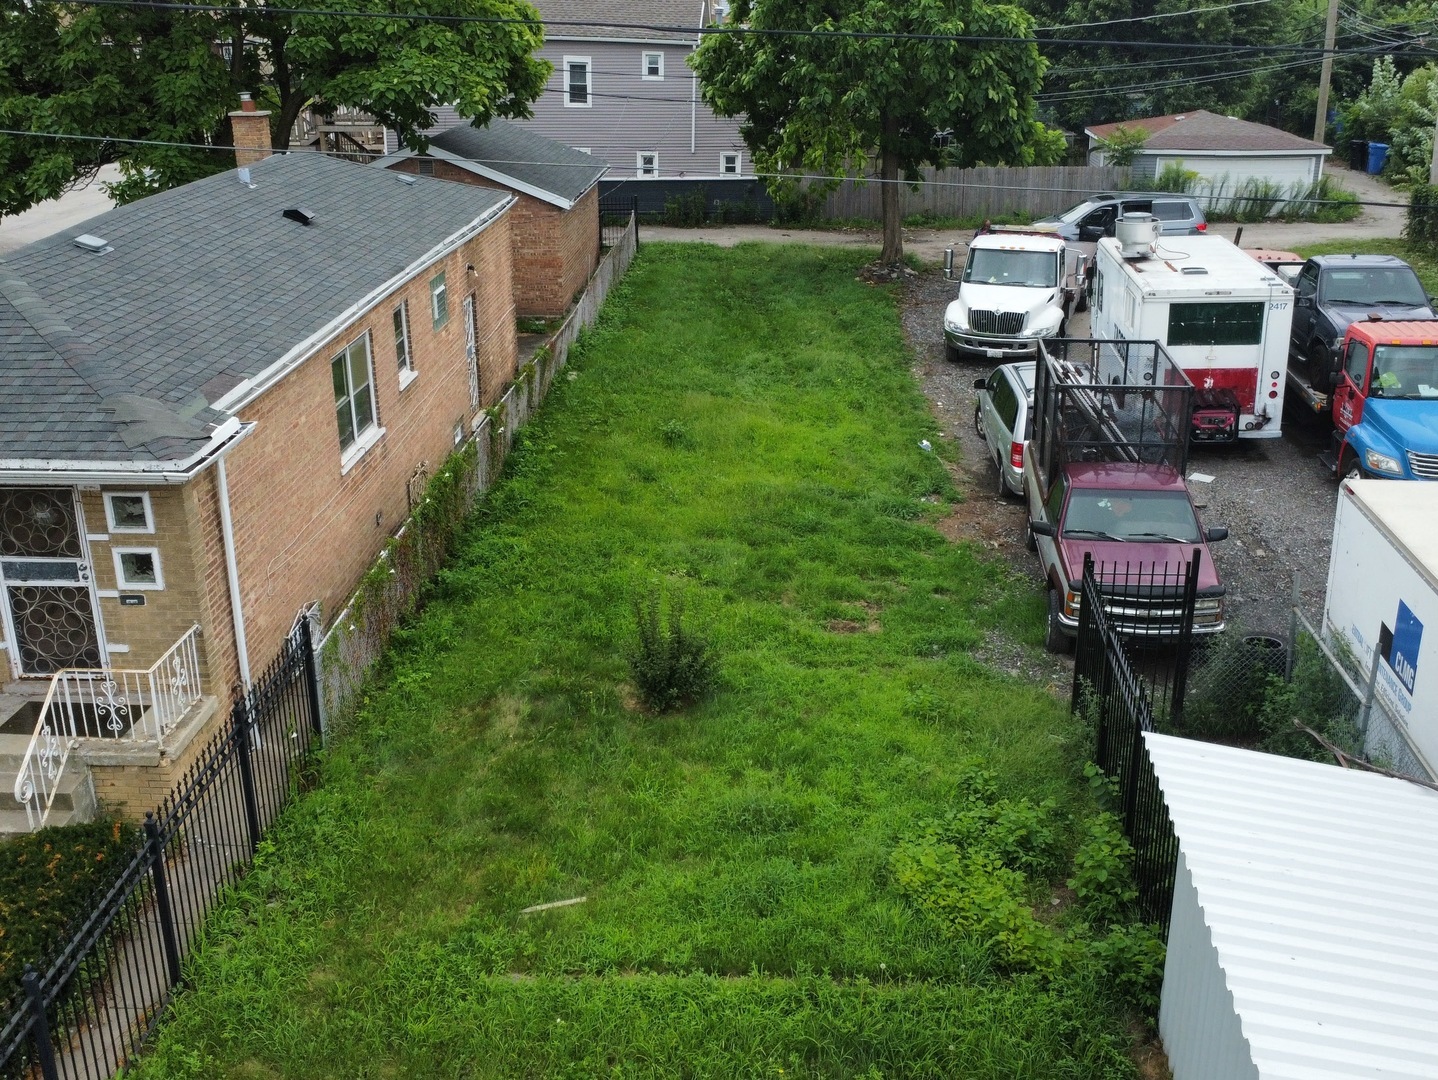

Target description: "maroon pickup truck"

left=1025, top=462, right=1227, bottom=651
left=1023, top=339, right=1228, bottom=652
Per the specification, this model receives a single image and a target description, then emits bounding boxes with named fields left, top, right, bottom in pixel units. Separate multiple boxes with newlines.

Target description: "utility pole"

left=1312, top=0, right=1340, bottom=146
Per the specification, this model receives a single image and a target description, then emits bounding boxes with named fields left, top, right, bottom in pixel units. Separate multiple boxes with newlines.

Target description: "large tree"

left=0, top=0, right=549, bottom=215
left=692, top=0, right=1061, bottom=263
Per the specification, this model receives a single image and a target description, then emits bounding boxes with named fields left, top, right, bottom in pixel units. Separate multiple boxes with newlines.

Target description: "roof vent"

left=1181, top=266, right=1209, bottom=275
left=237, top=166, right=255, bottom=188
left=72, top=234, right=112, bottom=254
left=394, top=173, right=417, bottom=186
left=282, top=206, right=317, bottom=226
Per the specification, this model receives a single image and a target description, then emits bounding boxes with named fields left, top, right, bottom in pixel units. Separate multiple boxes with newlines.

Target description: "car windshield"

left=964, top=248, right=1058, bottom=287
left=1062, top=489, right=1201, bottom=542
left=1370, top=345, right=1438, bottom=399
left=1322, top=267, right=1428, bottom=307
left=1056, top=200, right=1101, bottom=225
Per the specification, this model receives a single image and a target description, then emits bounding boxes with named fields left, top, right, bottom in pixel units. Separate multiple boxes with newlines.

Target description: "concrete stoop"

left=0, top=743, right=99, bottom=837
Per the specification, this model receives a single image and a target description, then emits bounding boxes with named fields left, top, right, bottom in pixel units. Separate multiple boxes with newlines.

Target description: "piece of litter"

left=520, top=896, right=588, bottom=915
left=919, top=439, right=933, bottom=452
left=1188, top=472, right=1215, bottom=483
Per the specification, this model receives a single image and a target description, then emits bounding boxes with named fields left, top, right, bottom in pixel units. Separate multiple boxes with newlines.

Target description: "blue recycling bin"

left=1367, top=141, right=1390, bottom=174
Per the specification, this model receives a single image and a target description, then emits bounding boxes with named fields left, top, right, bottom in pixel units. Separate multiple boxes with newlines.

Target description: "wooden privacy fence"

left=821, top=165, right=1131, bottom=221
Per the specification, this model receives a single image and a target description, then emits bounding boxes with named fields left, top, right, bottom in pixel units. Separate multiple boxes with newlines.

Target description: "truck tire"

left=1339, top=446, right=1366, bottom=481
left=1307, top=341, right=1333, bottom=383
left=945, top=341, right=961, bottom=364
left=1045, top=588, right=1072, bottom=654
left=1075, top=288, right=1088, bottom=314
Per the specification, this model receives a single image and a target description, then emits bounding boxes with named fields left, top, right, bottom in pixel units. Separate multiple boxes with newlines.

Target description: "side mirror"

left=1297, top=296, right=1313, bottom=308
left=973, top=377, right=988, bottom=390
left=1030, top=520, right=1056, bottom=537
left=1428, top=295, right=1437, bottom=307
left=1206, top=526, right=1229, bottom=542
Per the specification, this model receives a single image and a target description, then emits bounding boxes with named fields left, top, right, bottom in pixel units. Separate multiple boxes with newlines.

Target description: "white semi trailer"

left=1322, top=478, right=1438, bottom=775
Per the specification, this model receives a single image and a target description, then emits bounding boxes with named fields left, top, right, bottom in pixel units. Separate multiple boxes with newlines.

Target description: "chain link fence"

left=1153, top=579, right=1436, bottom=784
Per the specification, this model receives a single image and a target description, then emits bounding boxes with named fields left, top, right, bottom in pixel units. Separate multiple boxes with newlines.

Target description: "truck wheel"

left=1044, top=588, right=1072, bottom=654
left=945, top=342, right=961, bottom=364
left=1024, top=517, right=1038, bottom=552
left=1075, top=289, right=1088, bottom=314
left=1339, top=446, right=1366, bottom=481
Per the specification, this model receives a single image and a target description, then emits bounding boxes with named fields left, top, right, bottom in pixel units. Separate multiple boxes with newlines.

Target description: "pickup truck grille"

left=1408, top=451, right=1438, bottom=479
left=1099, top=596, right=1192, bottom=634
left=969, top=310, right=1025, bottom=336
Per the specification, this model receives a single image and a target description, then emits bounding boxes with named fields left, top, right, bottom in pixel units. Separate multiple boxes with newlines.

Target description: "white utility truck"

left=1323, top=478, right=1438, bottom=775
left=1089, top=219, right=1293, bottom=442
left=942, top=225, right=1087, bottom=363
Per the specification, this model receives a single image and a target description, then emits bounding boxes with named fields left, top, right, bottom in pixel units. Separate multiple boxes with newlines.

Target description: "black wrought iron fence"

left=1073, top=553, right=1194, bottom=933
left=598, top=195, right=639, bottom=250
left=0, top=622, right=322, bottom=1080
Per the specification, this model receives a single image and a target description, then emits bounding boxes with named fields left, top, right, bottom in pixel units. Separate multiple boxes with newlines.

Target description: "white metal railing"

left=12, top=624, right=205, bottom=828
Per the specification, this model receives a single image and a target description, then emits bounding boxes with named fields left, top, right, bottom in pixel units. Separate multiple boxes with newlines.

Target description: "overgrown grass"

left=128, top=244, right=1138, bottom=1078
left=1296, top=238, right=1438, bottom=296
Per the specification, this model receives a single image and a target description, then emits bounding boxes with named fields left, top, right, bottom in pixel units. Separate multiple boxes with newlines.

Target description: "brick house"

left=378, top=120, right=607, bottom=320
left=0, top=105, right=518, bottom=828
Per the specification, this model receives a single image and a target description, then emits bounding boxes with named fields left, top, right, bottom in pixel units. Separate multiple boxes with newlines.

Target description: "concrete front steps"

left=0, top=734, right=99, bottom=837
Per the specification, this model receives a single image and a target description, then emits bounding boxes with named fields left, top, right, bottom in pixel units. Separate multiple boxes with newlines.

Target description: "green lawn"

left=131, top=244, right=1143, bottom=1079
left=1296, top=237, right=1438, bottom=295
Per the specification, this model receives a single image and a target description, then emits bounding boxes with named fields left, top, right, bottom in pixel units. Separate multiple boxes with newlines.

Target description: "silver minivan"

left=973, top=361, right=1037, bottom=497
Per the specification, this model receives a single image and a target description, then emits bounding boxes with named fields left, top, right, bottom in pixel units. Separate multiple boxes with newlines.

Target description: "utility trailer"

left=1024, top=339, right=1228, bottom=651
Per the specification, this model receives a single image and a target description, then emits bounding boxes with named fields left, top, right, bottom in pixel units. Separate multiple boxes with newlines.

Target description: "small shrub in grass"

left=629, top=586, right=719, bottom=711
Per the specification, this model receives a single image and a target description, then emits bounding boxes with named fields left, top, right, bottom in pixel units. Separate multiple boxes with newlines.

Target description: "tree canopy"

left=692, top=0, right=1062, bottom=263
left=0, top=0, right=549, bottom=215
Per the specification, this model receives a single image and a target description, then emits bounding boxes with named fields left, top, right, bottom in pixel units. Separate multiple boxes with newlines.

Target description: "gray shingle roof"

left=536, top=0, right=703, bottom=42
left=428, top=120, right=608, bottom=206
left=1087, top=110, right=1330, bottom=153
left=0, top=153, right=509, bottom=468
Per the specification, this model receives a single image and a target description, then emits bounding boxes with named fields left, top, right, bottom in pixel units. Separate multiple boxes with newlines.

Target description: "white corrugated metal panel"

left=1146, top=732, right=1438, bottom=1079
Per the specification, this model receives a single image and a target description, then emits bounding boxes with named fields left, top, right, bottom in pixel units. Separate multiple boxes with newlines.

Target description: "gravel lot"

left=900, top=270, right=1339, bottom=645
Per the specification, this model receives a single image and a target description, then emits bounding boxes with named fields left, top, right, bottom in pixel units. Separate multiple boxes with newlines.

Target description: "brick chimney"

left=229, top=92, right=273, bottom=168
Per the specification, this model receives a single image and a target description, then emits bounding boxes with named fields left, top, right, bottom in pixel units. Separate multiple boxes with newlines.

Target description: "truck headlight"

left=1063, top=590, right=1081, bottom=618
left=945, top=310, right=968, bottom=333
left=1194, top=598, right=1224, bottom=623
left=1019, top=319, right=1061, bottom=339
left=1364, top=448, right=1404, bottom=475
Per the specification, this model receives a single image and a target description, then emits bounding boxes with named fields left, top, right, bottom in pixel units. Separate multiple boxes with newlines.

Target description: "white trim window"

left=104, top=492, right=153, bottom=533
left=642, top=51, right=664, bottom=80
left=112, top=547, right=163, bottom=591
left=393, top=301, right=416, bottom=387
left=332, top=332, right=378, bottom=455
left=564, top=56, right=592, bottom=107
left=430, top=272, right=449, bottom=328
left=721, top=152, right=741, bottom=175
left=637, top=152, right=659, bottom=178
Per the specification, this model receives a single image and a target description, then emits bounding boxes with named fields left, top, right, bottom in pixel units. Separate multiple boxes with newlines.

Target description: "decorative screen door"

left=463, top=293, right=480, bottom=411
left=0, top=488, right=102, bottom=675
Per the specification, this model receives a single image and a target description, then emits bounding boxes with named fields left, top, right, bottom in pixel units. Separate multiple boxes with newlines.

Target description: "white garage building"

left=1086, top=109, right=1331, bottom=192
left=1145, top=732, right=1438, bottom=1080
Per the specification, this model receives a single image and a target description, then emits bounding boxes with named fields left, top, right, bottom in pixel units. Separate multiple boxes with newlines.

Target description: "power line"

left=39, top=0, right=1438, bottom=59
left=1036, top=0, right=1280, bottom=33
left=0, top=127, right=1413, bottom=210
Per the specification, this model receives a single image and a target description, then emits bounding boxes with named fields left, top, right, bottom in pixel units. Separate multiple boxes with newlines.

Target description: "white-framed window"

left=430, top=272, right=449, bottom=328
left=112, top=547, right=163, bottom=590
left=564, top=56, right=592, bottom=107
left=332, top=332, right=378, bottom=455
left=637, top=152, right=658, bottom=178
left=642, top=51, right=664, bottom=79
left=104, top=492, right=153, bottom=533
left=721, top=152, right=741, bottom=175
left=393, top=301, right=415, bottom=387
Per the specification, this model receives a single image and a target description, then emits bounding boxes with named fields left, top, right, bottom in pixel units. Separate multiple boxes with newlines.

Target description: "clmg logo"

left=1383, top=601, right=1423, bottom=696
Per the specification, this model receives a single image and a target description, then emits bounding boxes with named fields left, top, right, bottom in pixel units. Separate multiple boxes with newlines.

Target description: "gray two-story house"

left=389, top=0, right=751, bottom=197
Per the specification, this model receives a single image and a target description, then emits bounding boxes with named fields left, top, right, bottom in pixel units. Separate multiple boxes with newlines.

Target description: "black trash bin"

left=1349, top=139, right=1369, bottom=170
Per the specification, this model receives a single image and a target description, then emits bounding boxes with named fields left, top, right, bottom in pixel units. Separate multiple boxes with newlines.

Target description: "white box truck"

left=1323, top=478, right=1438, bottom=773
left=1090, top=229, right=1293, bottom=442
